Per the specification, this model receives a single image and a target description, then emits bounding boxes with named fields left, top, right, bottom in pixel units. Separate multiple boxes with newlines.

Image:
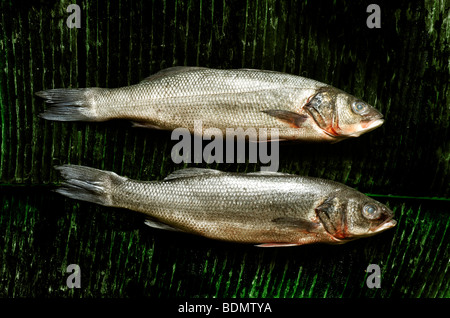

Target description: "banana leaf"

left=0, top=0, right=448, bottom=303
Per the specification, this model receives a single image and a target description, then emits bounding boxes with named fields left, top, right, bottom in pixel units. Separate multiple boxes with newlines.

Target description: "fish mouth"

left=372, top=218, right=397, bottom=233
left=347, top=118, right=384, bottom=138
left=361, top=118, right=384, bottom=130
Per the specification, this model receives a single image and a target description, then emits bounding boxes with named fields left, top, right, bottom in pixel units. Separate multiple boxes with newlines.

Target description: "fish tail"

left=36, top=88, right=103, bottom=121
left=54, top=165, right=126, bottom=206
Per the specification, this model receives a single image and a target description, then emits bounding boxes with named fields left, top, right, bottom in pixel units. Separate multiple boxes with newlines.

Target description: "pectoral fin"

left=262, top=110, right=308, bottom=128
left=255, top=217, right=320, bottom=247
left=271, top=217, right=319, bottom=232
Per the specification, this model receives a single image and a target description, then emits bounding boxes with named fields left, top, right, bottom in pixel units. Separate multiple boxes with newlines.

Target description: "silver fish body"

left=55, top=165, right=396, bottom=246
left=37, top=67, right=384, bottom=142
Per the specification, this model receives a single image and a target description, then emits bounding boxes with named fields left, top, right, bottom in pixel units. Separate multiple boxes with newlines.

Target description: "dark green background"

left=0, top=0, right=449, bottom=298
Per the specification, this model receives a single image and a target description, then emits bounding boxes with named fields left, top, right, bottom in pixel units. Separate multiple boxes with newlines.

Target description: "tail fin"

left=36, top=88, right=102, bottom=121
left=54, top=165, right=126, bottom=206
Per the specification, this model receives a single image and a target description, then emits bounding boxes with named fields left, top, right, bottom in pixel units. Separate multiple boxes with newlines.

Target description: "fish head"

left=334, top=92, right=385, bottom=138
left=316, top=191, right=396, bottom=242
left=344, top=195, right=397, bottom=239
left=303, top=87, right=384, bottom=140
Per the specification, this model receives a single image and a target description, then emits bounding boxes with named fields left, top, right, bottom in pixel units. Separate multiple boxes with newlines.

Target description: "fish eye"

left=352, top=101, right=368, bottom=114
left=362, top=204, right=381, bottom=219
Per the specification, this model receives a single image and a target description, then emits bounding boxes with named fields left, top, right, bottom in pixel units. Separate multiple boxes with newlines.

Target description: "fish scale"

left=37, top=67, right=384, bottom=142
left=54, top=165, right=396, bottom=247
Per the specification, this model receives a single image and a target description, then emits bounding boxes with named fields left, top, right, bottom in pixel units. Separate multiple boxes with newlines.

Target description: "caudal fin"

left=54, top=165, right=125, bottom=206
left=36, top=88, right=102, bottom=121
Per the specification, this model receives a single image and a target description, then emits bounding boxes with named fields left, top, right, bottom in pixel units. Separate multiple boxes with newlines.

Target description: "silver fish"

left=54, top=165, right=396, bottom=247
left=37, top=67, right=384, bottom=142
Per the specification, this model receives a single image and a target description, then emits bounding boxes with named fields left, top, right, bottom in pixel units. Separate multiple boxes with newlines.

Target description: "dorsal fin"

left=246, top=170, right=293, bottom=176
left=141, top=66, right=209, bottom=82
left=163, top=168, right=222, bottom=181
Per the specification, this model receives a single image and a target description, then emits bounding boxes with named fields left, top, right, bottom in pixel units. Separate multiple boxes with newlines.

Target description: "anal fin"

left=131, top=121, right=164, bottom=130
left=144, top=218, right=184, bottom=232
